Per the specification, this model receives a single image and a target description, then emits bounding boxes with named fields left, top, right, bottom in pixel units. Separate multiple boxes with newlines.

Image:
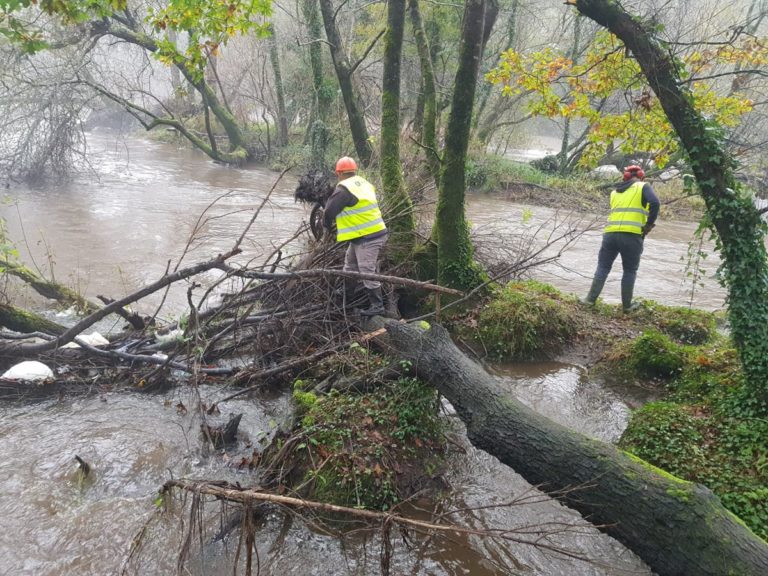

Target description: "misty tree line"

left=1, top=0, right=767, bottom=182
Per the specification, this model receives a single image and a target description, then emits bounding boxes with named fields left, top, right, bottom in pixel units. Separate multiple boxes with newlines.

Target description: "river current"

left=0, top=132, right=721, bottom=575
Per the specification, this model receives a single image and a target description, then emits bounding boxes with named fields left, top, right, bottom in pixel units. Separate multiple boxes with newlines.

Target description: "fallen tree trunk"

left=0, top=259, right=100, bottom=313
left=381, top=321, right=768, bottom=576
left=0, top=303, right=66, bottom=335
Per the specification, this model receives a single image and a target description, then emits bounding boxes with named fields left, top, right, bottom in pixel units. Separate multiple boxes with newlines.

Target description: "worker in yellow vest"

left=582, top=164, right=660, bottom=312
left=323, top=156, right=388, bottom=316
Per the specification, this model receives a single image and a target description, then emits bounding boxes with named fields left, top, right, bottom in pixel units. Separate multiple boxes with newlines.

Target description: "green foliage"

left=4, top=0, right=271, bottom=79
left=292, top=389, right=317, bottom=412
left=475, top=281, right=578, bottom=360
left=620, top=402, right=705, bottom=473
left=297, top=377, right=443, bottom=510
left=670, top=345, right=742, bottom=405
left=652, top=306, right=716, bottom=345
left=629, top=330, right=685, bottom=378
left=621, top=403, right=768, bottom=540
left=487, top=30, right=755, bottom=168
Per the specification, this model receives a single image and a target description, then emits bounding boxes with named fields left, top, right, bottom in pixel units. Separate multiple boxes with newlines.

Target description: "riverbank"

left=452, top=280, right=766, bottom=542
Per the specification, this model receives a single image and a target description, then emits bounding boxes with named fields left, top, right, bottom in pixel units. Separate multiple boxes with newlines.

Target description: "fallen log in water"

left=380, top=320, right=768, bottom=576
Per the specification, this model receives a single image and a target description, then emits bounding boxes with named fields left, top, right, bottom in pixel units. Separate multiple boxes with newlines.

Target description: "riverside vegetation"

left=448, top=279, right=766, bottom=541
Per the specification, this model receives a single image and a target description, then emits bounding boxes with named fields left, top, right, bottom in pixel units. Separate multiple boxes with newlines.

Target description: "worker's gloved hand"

left=641, top=223, right=655, bottom=238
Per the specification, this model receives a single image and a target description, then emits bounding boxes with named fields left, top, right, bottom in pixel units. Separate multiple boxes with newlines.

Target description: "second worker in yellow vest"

left=323, top=156, right=388, bottom=316
left=581, top=164, right=660, bottom=312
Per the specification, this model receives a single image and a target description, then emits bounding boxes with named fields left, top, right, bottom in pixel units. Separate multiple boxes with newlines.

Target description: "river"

left=0, top=132, right=721, bottom=575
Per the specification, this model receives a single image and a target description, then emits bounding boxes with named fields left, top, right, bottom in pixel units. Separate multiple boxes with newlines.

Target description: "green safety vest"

left=604, top=181, right=649, bottom=234
left=335, top=176, right=387, bottom=242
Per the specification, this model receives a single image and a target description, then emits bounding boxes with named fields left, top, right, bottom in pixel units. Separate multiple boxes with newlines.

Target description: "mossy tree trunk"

left=382, top=320, right=768, bottom=576
left=302, top=0, right=332, bottom=123
left=0, top=259, right=99, bottom=314
left=0, top=303, right=66, bottom=335
left=572, top=0, right=768, bottom=415
left=268, top=24, right=290, bottom=147
left=381, top=0, right=415, bottom=259
left=408, top=0, right=440, bottom=188
left=318, top=0, right=373, bottom=166
left=436, top=0, right=498, bottom=290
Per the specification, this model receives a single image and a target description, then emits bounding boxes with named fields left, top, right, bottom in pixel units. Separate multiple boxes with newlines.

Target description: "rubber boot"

left=343, top=279, right=364, bottom=307
left=360, top=287, right=385, bottom=316
left=581, top=277, right=606, bottom=306
left=621, top=279, right=640, bottom=313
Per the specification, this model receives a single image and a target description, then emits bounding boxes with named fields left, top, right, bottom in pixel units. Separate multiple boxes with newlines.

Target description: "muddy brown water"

left=0, top=132, right=721, bottom=574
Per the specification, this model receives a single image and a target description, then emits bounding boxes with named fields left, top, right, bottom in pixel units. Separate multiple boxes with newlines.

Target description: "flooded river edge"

left=0, top=132, right=718, bottom=574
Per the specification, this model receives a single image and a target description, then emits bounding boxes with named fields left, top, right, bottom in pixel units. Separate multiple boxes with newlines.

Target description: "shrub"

left=530, top=154, right=560, bottom=173
left=476, top=281, right=577, bottom=360
left=629, top=330, right=685, bottom=378
left=653, top=306, right=716, bottom=345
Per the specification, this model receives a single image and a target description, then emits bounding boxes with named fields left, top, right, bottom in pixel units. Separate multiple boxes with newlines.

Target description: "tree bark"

left=558, top=13, right=582, bottom=174
left=380, top=0, right=415, bottom=258
left=408, top=0, right=440, bottom=187
left=474, top=0, right=518, bottom=135
left=318, top=0, right=373, bottom=165
left=571, top=0, right=768, bottom=414
left=382, top=320, right=768, bottom=576
left=268, top=24, right=290, bottom=147
left=436, top=0, right=498, bottom=289
left=302, top=0, right=332, bottom=123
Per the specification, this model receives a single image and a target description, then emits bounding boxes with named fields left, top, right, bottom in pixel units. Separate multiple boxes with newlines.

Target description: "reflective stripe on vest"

left=604, top=181, right=649, bottom=234
left=335, top=176, right=387, bottom=241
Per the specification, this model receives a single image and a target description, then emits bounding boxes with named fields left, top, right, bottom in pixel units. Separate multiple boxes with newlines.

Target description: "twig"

left=221, top=266, right=463, bottom=296
left=0, top=249, right=241, bottom=356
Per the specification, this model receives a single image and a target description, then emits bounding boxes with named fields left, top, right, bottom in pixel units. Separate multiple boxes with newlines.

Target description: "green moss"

left=473, top=281, right=578, bottom=360
left=666, top=487, right=691, bottom=502
left=295, top=377, right=445, bottom=511
left=621, top=399, right=768, bottom=540
left=622, top=450, right=692, bottom=485
left=292, top=390, right=318, bottom=411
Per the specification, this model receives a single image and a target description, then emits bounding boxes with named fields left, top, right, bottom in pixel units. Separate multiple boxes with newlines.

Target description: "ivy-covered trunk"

left=573, top=0, right=768, bottom=415
left=318, top=0, right=373, bottom=165
left=408, top=0, right=440, bottom=187
left=436, top=0, right=498, bottom=290
left=380, top=0, right=415, bottom=259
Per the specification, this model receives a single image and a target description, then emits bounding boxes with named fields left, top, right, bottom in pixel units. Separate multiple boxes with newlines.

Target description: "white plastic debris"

left=61, top=332, right=110, bottom=349
left=2, top=360, right=54, bottom=381
left=590, top=164, right=622, bottom=179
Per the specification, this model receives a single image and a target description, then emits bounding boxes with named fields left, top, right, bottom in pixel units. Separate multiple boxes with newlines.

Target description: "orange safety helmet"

left=335, top=156, right=358, bottom=175
left=623, top=164, right=645, bottom=181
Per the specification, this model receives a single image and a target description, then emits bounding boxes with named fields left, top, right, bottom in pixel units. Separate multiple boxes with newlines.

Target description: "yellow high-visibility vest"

left=335, top=176, right=387, bottom=241
left=604, top=181, right=649, bottom=234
